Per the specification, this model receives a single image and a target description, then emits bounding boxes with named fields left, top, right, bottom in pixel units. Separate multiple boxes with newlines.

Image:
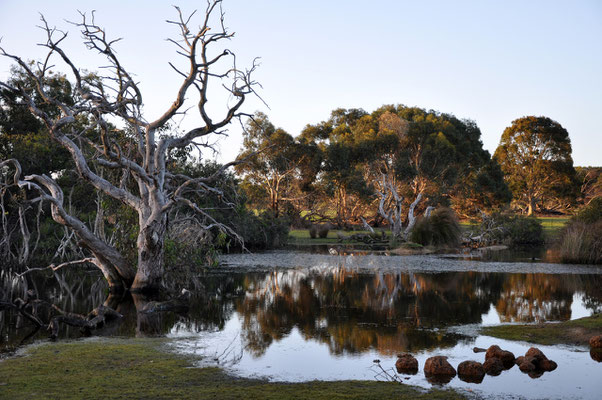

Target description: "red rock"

left=528, top=370, right=544, bottom=379
left=539, top=359, right=557, bottom=371
left=590, top=349, right=602, bottom=363
left=499, top=350, right=516, bottom=368
left=589, top=335, right=602, bottom=349
left=525, top=347, right=548, bottom=365
left=483, top=357, right=504, bottom=376
left=424, top=356, right=457, bottom=377
left=457, top=361, right=485, bottom=383
left=485, top=345, right=502, bottom=360
left=515, top=356, right=525, bottom=365
left=395, top=353, right=418, bottom=374
left=518, top=360, right=536, bottom=372
left=485, top=345, right=515, bottom=368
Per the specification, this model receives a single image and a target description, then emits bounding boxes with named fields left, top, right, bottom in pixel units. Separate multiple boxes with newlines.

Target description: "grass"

left=481, top=313, right=602, bottom=346
left=288, top=229, right=388, bottom=246
left=0, top=339, right=468, bottom=400
left=538, top=216, right=570, bottom=238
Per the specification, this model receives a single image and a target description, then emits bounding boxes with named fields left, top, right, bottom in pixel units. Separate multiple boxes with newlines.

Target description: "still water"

left=1, top=250, right=602, bottom=399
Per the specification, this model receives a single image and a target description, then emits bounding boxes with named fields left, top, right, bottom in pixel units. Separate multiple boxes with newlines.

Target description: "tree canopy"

left=494, top=116, right=577, bottom=215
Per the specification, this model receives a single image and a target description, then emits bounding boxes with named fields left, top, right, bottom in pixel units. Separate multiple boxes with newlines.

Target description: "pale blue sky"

left=1, top=0, right=601, bottom=166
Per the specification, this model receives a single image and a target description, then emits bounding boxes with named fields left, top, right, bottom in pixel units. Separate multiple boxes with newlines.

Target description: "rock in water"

left=483, top=357, right=504, bottom=376
left=525, top=347, right=548, bottom=364
left=590, top=349, right=602, bottom=362
left=539, top=359, right=558, bottom=371
left=589, top=335, right=602, bottom=349
left=395, top=353, right=418, bottom=374
left=485, top=345, right=515, bottom=368
left=485, top=345, right=502, bottom=360
left=424, top=356, right=456, bottom=382
left=457, top=360, right=485, bottom=383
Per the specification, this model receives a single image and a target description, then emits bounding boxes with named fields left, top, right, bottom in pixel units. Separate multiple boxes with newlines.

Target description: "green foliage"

left=479, top=213, right=544, bottom=246
left=494, top=116, right=577, bottom=215
left=410, top=208, right=461, bottom=247
left=573, top=197, right=602, bottom=224
left=506, top=216, right=544, bottom=245
left=225, top=209, right=290, bottom=250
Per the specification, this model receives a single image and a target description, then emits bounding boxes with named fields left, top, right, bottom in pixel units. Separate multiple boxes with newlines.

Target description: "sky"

left=1, top=0, right=601, bottom=166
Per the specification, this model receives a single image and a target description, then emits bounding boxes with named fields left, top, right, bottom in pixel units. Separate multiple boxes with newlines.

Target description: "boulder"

left=457, top=361, right=485, bottom=383
left=589, top=335, right=602, bottom=349
left=528, top=370, right=544, bottom=379
left=395, top=353, right=418, bottom=374
left=485, top=345, right=515, bottom=368
left=525, top=347, right=548, bottom=364
left=516, top=348, right=557, bottom=375
left=590, top=349, right=602, bottom=363
left=424, top=356, right=456, bottom=379
left=539, top=359, right=557, bottom=371
left=485, top=345, right=502, bottom=360
left=483, top=357, right=504, bottom=376
left=518, top=359, right=536, bottom=372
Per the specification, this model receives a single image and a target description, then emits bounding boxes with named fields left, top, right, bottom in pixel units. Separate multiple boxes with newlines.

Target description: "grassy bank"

left=288, top=229, right=387, bottom=246
left=481, top=313, right=602, bottom=346
left=289, top=216, right=569, bottom=246
left=0, top=339, right=467, bottom=400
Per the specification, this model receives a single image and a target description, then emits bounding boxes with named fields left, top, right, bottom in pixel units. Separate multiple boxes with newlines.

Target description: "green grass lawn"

left=288, top=229, right=390, bottom=246
left=538, top=216, right=570, bottom=238
left=0, top=339, right=468, bottom=400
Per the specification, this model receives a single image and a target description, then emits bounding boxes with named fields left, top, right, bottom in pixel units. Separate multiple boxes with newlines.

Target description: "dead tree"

left=0, top=1, right=258, bottom=292
left=377, top=174, right=423, bottom=240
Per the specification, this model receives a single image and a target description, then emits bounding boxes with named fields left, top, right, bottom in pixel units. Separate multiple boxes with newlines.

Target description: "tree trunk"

left=527, top=197, right=535, bottom=216
left=131, top=218, right=167, bottom=293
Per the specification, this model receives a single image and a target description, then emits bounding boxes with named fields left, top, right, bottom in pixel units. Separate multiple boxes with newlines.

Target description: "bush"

left=506, top=216, right=544, bottom=245
left=558, top=198, right=602, bottom=264
left=309, top=223, right=331, bottom=239
left=559, top=221, right=602, bottom=264
left=472, top=213, right=544, bottom=246
left=224, top=209, right=290, bottom=250
left=574, top=197, right=602, bottom=224
left=410, top=208, right=461, bottom=247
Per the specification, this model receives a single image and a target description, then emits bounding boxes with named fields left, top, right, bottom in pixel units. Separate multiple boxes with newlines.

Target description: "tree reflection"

left=1, top=264, right=601, bottom=358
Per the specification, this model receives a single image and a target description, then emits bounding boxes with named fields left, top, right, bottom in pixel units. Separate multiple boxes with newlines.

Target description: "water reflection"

left=2, top=263, right=601, bottom=358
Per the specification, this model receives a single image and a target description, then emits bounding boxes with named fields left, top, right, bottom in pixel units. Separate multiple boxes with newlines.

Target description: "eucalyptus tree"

left=0, top=1, right=258, bottom=292
left=494, top=116, right=576, bottom=215
left=235, top=112, right=301, bottom=217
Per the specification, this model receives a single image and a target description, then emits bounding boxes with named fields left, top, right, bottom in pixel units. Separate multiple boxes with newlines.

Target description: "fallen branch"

left=16, top=257, right=96, bottom=277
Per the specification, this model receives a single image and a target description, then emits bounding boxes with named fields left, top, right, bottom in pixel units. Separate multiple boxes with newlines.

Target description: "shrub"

left=471, top=213, right=544, bottom=246
left=506, top=216, right=544, bottom=245
left=224, top=209, right=290, bottom=250
left=559, top=221, right=602, bottom=264
left=410, top=208, right=461, bottom=247
left=309, top=224, right=330, bottom=239
left=318, top=224, right=330, bottom=239
left=573, top=197, right=602, bottom=224
left=558, top=198, right=602, bottom=264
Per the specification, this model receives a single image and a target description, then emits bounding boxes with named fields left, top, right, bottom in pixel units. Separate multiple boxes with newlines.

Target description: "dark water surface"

left=1, top=250, right=602, bottom=399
